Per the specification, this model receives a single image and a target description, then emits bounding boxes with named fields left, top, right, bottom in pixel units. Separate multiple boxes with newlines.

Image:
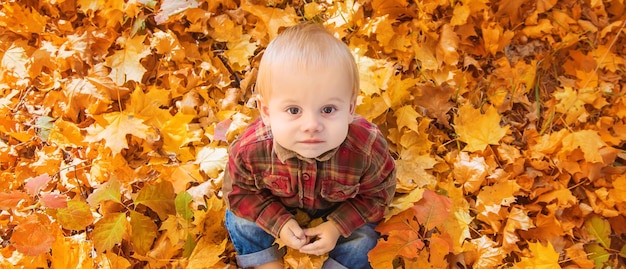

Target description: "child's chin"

left=295, top=149, right=326, bottom=159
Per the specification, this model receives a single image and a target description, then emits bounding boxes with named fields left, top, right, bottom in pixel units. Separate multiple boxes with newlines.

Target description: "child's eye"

left=321, top=106, right=336, bottom=114
left=286, top=107, right=301, bottom=114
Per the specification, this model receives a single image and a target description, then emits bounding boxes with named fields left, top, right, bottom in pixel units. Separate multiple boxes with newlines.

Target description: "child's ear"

left=349, top=100, right=356, bottom=115
left=257, top=96, right=271, bottom=126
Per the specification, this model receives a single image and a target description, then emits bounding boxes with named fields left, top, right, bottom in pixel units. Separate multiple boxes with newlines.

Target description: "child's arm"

left=223, top=144, right=295, bottom=239
left=326, top=129, right=397, bottom=237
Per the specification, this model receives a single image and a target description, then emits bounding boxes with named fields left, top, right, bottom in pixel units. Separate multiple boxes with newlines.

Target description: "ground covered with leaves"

left=1, top=0, right=626, bottom=268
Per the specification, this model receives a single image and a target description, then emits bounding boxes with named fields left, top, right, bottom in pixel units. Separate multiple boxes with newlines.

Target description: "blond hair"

left=255, top=22, right=360, bottom=101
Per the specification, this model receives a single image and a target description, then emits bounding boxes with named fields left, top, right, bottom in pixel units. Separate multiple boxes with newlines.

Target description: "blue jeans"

left=225, top=210, right=378, bottom=268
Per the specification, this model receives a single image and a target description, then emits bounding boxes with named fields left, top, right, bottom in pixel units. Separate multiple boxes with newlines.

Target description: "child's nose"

left=301, top=113, right=323, bottom=132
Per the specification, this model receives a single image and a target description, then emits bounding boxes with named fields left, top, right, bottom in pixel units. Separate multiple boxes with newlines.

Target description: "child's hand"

left=299, top=220, right=341, bottom=256
left=279, top=219, right=308, bottom=249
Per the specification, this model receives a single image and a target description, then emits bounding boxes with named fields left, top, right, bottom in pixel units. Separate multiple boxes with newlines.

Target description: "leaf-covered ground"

left=1, top=0, right=625, bottom=268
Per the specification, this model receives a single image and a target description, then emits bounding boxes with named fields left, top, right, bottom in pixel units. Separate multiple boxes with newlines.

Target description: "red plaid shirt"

left=222, top=117, right=396, bottom=238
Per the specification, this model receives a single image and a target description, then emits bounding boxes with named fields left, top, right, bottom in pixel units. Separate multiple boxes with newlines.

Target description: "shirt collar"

left=273, top=140, right=339, bottom=163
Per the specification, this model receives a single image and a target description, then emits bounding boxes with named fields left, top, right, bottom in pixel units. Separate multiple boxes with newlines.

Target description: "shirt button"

left=302, top=173, right=310, bottom=180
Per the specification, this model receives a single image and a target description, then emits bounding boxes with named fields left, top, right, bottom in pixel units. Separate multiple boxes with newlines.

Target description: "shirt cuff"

left=327, top=203, right=367, bottom=237
left=257, top=202, right=293, bottom=238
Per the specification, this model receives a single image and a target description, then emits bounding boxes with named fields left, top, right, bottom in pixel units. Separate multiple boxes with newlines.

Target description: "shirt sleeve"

left=327, top=131, right=397, bottom=237
left=223, top=143, right=294, bottom=238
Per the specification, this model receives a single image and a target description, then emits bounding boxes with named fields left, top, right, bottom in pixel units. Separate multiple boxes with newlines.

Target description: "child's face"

left=258, top=63, right=355, bottom=159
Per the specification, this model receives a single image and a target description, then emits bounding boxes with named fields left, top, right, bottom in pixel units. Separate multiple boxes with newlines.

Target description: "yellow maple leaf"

left=0, top=3, right=46, bottom=39
left=513, top=241, right=561, bottom=269
left=240, top=2, right=299, bottom=40
left=64, top=77, right=112, bottom=121
left=593, top=44, right=626, bottom=73
left=413, top=42, right=439, bottom=70
left=476, top=180, right=520, bottom=215
left=502, top=207, right=534, bottom=252
left=355, top=95, right=390, bottom=122
left=224, top=34, right=258, bottom=72
left=324, top=0, right=362, bottom=33
left=452, top=152, right=488, bottom=194
left=454, top=104, right=509, bottom=152
left=466, top=235, right=506, bottom=269
left=209, top=14, right=242, bottom=42
left=441, top=207, right=473, bottom=252
left=105, top=34, right=151, bottom=85
left=195, top=147, right=228, bottom=179
left=159, top=112, right=199, bottom=162
left=150, top=30, right=185, bottom=62
left=560, top=130, right=608, bottom=163
left=355, top=54, right=394, bottom=96
left=187, top=237, right=227, bottom=268
left=554, top=86, right=608, bottom=125
left=395, top=155, right=438, bottom=191
left=85, top=111, right=150, bottom=155
left=127, top=86, right=172, bottom=128
left=2, top=41, right=30, bottom=80
left=394, top=105, right=421, bottom=133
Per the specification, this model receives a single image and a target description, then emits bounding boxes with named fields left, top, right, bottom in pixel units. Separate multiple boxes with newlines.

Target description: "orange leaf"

left=368, top=230, right=424, bottom=269
left=0, top=191, right=30, bottom=210
left=224, top=34, right=258, bottom=72
left=51, top=230, right=96, bottom=269
left=469, top=235, right=507, bottom=268
left=412, top=189, right=452, bottom=230
left=11, top=214, right=56, bottom=256
left=0, top=3, right=46, bottom=39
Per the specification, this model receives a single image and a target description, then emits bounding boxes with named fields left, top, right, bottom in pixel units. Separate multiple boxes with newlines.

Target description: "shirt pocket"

left=257, top=174, right=296, bottom=197
left=321, top=178, right=360, bottom=202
